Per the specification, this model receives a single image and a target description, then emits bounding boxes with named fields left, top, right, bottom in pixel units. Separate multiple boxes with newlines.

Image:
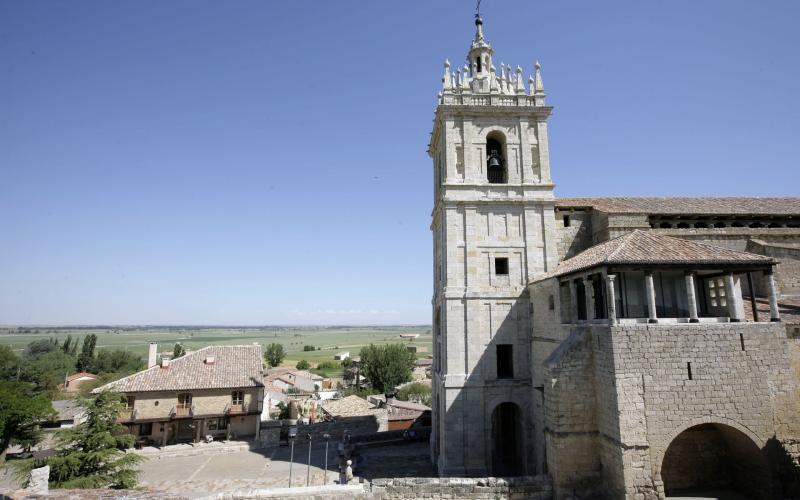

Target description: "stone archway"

left=661, top=423, right=771, bottom=499
left=491, top=402, right=523, bottom=476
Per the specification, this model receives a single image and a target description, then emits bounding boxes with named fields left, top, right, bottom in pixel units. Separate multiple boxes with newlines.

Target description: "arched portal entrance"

left=491, top=402, right=523, bottom=476
left=661, top=423, right=771, bottom=499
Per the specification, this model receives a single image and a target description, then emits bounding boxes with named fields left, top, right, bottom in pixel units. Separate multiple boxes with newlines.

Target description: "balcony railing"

left=170, top=404, right=194, bottom=419
left=118, top=407, right=137, bottom=422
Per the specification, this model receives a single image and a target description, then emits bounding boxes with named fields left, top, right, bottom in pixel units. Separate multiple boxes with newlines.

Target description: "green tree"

left=172, top=343, right=186, bottom=359
left=0, top=381, right=54, bottom=461
left=25, top=338, right=60, bottom=358
left=302, top=345, right=316, bottom=352
left=0, top=345, right=21, bottom=380
left=23, top=351, right=77, bottom=393
left=91, top=349, right=145, bottom=376
left=396, top=382, right=432, bottom=407
left=295, top=359, right=310, bottom=370
left=264, top=343, right=286, bottom=368
left=358, top=343, right=416, bottom=393
left=75, top=334, right=97, bottom=372
left=29, top=391, right=144, bottom=489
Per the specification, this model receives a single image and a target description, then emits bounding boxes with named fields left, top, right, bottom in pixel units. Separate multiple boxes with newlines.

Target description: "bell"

left=488, top=155, right=501, bottom=168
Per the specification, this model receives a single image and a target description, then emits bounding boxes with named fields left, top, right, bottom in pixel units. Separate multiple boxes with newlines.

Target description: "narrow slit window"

left=687, top=362, right=693, bottom=380
left=495, top=257, right=509, bottom=276
left=740, top=333, right=745, bottom=351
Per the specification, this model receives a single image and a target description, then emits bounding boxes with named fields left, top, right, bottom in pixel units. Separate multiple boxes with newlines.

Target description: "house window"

left=497, top=344, right=513, bottom=379
left=138, top=423, right=153, bottom=436
left=495, top=257, right=509, bottom=276
left=232, top=391, right=244, bottom=407
left=123, top=395, right=135, bottom=409
left=208, top=418, right=228, bottom=431
left=177, top=393, right=192, bottom=409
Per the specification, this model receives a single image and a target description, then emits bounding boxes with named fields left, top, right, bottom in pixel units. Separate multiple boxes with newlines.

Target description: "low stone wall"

left=370, top=475, right=553, bottom=499
left=260, top=415, right=388, bottom=446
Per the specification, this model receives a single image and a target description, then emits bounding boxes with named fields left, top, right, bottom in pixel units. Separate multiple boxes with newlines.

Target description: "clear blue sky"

left=1, top=1, right=798, bottom=326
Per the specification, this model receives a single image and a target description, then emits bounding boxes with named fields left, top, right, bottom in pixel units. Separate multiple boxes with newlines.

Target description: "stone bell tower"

left=429, top=15, right=559, bottom=476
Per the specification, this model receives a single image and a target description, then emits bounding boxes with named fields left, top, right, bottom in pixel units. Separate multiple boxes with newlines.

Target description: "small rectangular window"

left=497, top=344, right=513, bottom=379
left=563, top=214, right=571, bottom=227
left=495, top=257, right=509, bottom=276
left=232, top=390, right=244, bottom=406
left=124, top=395, right=135, bottom=409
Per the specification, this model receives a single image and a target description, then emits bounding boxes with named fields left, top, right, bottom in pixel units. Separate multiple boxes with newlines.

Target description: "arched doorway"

left=661, top=423, right=771, bottom=499
left=491, top=402, right=523, bottom=476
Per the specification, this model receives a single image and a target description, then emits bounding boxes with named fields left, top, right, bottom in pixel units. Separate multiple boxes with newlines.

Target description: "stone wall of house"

left=370, top=476, right=552, bottom=499
left=129, top=388, right=262, bottom=420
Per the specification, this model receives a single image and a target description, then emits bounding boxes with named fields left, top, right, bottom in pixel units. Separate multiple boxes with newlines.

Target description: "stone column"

left=605, top=274, right=617, bottom=325
left=724, top=272, right=742, bottom=322
left=569, top=279, right=579, bottom=323
left=645, top=271, right=658, bottom=324
left=684, top=272, right=699, bottom=323
left=583, top=276, right=595, bottom=321
left=765, top=269, right=781, bottom=322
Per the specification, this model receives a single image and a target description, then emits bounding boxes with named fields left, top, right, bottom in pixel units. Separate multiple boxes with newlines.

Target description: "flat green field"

left=0, top=326, right=432, bottom=368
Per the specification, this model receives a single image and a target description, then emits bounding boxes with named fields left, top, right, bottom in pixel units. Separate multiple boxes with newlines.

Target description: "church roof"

left=555, top=197, right=800, bottom=216
left=533, top=230, right=773, bottom=282
left=94, top=345, right=264, bottom=393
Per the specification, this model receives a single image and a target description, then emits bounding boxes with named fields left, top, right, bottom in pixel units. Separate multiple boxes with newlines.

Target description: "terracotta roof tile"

left=534, top=230, right=773, bottom=281
left=556, top=197, right=800, bottom=216
left=94, top=345, right=264, bottom=393
left=319, top=395, right=385, bottom=418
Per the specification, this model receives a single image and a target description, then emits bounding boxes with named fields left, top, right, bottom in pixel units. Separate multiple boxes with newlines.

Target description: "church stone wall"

left=541, top=320, right=800, bottom=499
left=553, top=209, right=592, bottom=260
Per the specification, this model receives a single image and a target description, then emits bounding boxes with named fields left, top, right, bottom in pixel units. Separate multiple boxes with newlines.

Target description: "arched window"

left=486, top=132, right=507, bottom=184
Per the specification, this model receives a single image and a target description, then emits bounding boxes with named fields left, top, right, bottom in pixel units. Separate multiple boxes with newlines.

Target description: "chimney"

left=161, top=356, right=170, bottom=369
left=205, top=354, right=216, bottom=365
left=148, top=342, right=158, bottom=369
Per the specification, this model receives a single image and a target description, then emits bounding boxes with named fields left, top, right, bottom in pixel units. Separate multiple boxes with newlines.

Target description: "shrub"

left=296, top=359, right=310, bottom=370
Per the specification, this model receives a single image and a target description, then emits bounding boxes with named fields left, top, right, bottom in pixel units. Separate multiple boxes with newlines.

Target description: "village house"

left=93, top=344, right=264, bottom=446
left=368, top=395, right=431, bottom=431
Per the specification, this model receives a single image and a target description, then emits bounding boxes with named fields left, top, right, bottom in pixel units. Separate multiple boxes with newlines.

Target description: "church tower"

left=429, top=15, right=558, bottom=476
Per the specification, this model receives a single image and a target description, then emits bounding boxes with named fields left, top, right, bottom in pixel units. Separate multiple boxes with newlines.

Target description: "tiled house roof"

left=319, top=395, right=384, bottom=419
left=94, top=345, right=264, bottom=393
left=534, top=230, right=773, bottom=281
left=555, top=197, right=800, bottom=216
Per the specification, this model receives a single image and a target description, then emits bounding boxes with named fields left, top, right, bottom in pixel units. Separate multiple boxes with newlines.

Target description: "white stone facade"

left=429, top=16, right=559, bottom=476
